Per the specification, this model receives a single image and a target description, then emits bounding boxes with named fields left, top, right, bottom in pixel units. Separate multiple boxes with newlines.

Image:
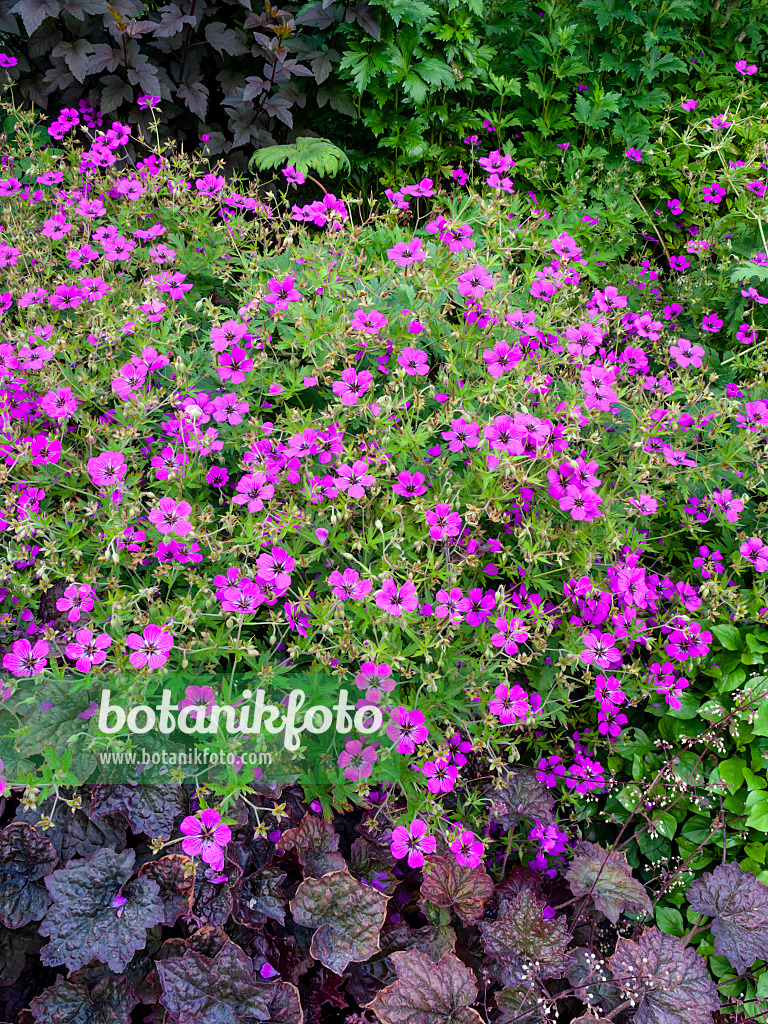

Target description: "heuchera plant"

left=0, top=51, right=766, bottom=1023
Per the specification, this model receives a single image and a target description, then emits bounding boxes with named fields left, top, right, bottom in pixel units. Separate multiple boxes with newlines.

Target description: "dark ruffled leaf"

left=0, top=823, right=57, bottom=928
left=347, top=923, right=434, bottom=1005
left=350, top=838, right=398, bottom=896
left=68, top=932, right=162, bottom=1005
left=138, top=855, right=195, bottom=927
left=422, top=901, right=457, bottom=962
left=276, top=813, right=345, bottom=878
left=306, top=966, right=348, bottom=1021
left=687, top=862, right=768, bottom=974
left=486, top=770, right=555, bottom=831
left=157, top=926, right=229, bottom=962
left=366, top=949, right=483, bottom=1024
left=233, top=866, right=287, bottom=927
left=16, top=793, right=127, bottom=861
left=495, top=984, right=547, bottom=1024
left=89, top=784, right=181, bottom=839
left=29, top=976, right=138, bottom=1024
left=157, top=942, right=303, bottom=1024
left=191, top=866, right=240, bottom=929
left=480, top=892, right=571, bottom=984
left=421, top=855, right=495, bottom=925
left=290, top=867, right=388, bottom=974
left=566, top=842, right=651, bottom=924
left=40, top=847, right=165, bottom=972
left=565, top=947, right=624, bottom=1013
left=0, top=923, right=40, bottom=987
left=609, top=928, right=720, bottom=1024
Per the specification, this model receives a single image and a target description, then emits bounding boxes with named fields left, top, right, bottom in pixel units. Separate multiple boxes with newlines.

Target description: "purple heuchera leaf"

left=486, top=770, right=555, bottom=830
left=480, top=891, right=571, bottom=984
left=29, top=976, right=138, bottom=1024
left=687, top=862, right=768, bottom=974
left=420, top=855, right=495, bottom=925
left=138, top=854, right=195, bottom=927
left=290, top=867, right=388, bottom=974
left=609, top=928, right=720, bottom=1024
left=39, top=846, right=165, bottom=972
left=566, top=841, right=652, bottom=924
left=276, top=812, right=346, bottom=878
left=157, top=941, right=302, bottom=1024
left=366, top=949, right=483, bottom=1024
left=0, top=822, right=58, bottom=928
left=89, top=784, right=181, bottom=840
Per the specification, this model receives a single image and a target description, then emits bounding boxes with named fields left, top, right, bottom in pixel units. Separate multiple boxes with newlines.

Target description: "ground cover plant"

left=1, top=45, right=768, bottom=1024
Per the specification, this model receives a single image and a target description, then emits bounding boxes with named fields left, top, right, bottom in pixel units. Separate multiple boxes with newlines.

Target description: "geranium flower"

left=179, top=808, right=231, bottom=870
left=124, top=624, right=174, bottom=670
left=2, top=639, right=49, bottom=677
left=374, top=579, right=418, bottom=617
left=389, top=818, right=436, bottom=868
left=65, top=629, right=112, bottom=672
left=337, top=740, right=377, bottom=781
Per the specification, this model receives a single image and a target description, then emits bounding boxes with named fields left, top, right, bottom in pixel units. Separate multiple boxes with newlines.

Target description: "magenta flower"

left=216, top=346, right=254, bottom=384
left=65, top=628, right=112, bottom=672
left=736, top=60, right=758, bottom=75
left=374, top=579, right=418, bottom=617
left=422, top=757, right=459, bottom=794
left=328, top=568, right=372, bottom=601
left=397, top=346, right=430, bottom=376
left=180, top=808, right=231, bottom=870
left=350, top=309, right=388, bottom=333
left=88, top=451, right=127, bottom=487
left=457, top=264, right=495, bottom=299
left=40, top=386, right=79, bottom=419
left=56, top=583, right=96, bottom=624
left=335, top=461, right=376, bottom=500
left=337, top=740, right=378, bottom=781
left=124, top=624, right=174, bottom=670
left=489, top=683, right=535, bottom=724
left=701, top=313, right=723, bottom=332
left=389, top=818, right=436, bottom=868
left=625, top=148, right=642, bottom=161
left=332, top=367, right=374, bottom=407
left=386, top=239, right=425, bottom=266
left=256, top=546, right=295, bottom=589
left=2, top=639, right=49, bottom=677
left=702, top=182, right=726, bottom=204
left=425, top=504, right=462, bottom=541
left=148, top=497, right=193, bottom=537
left=490, top=617, right=530, bottom=657
left=282, top=164, right=306, bottom=185
left=387, top=707, right=429, bottom=754
left=741, top=537, right=768, bottom=572
left=233, top=473, right=274, bottom=513
left=579, top=630, right=622, bottom=669
left=178, top=684, right=217, bottom=721
left=392, top=470, right=428, bottom=497
left=450, top=830, right=484, bottom=868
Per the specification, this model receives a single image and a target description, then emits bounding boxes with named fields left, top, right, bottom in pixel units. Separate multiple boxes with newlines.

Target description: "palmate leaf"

left=366, top=949, right=483, bottom=1024
left=0, top=822, right=57, bottom=928
left=566, top=842, right=652, bottom=924
left=687, top=862, right=768, bottom=974
left=421, top=855, right=495, bottom=925
left=486, top=769, right=555, bottom=830
left=157, top=942, right=303, bottom=1024
left=290, top=867, right=388, bottom=975
left=609, top=929, right=720, bottom=1024
left=276, top=811, right=345, bottom=878
left=40, top=847, right=164, bottom=973
left=249, top=136, right=350, bottom=178
left=480, top=892, right=571, bottom=984
left=29, top=976, right=138, bottom=1024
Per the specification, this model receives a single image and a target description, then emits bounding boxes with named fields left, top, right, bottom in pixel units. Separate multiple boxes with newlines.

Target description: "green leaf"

left=249, top=136, right=350, bottom=178
left=718, top=757, right=746, bottom=793
left=656, top=906, right=685, bottom=937
left=711, top=624, right=741, bottom=651
left=746, top=791, right=768, bottom=833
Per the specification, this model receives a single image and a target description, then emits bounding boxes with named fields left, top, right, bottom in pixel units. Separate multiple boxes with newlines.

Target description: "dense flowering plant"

left=0, top=62, right=767, bottom=1021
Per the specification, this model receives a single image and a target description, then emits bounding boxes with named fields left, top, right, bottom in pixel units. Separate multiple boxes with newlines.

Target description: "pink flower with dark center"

left=337, top=740, right=378, bottom=781
left=389, top=818, right=436, bottom=868
left=2, top=639, right=49, bottom=677
left=450, top=830, right=484, bottom=868
left=180, top=808, right=231, bottom=870
left=56, top=583, right=96, bottom=623
left=65, top=628, right=112, bottom=672
left=328, top=568, right=372, bottom=601
left=178, top=684, right=217, bottom=721
left=579, top=630, right=622, bottom=669
left=40, top=386, right=79, bottom=419
left=422, top=758, right=459, bottom=794
left=387, top=707, right=429, bottom=754
left=124, top=624, right=174, bottom=670
left=148, top=497, right=193, bottom=537
left=256, top=546, right=294, bottom=590
left=332, top=368, right=374, bottom=406
left=374, top=579, right=418, bottom=617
